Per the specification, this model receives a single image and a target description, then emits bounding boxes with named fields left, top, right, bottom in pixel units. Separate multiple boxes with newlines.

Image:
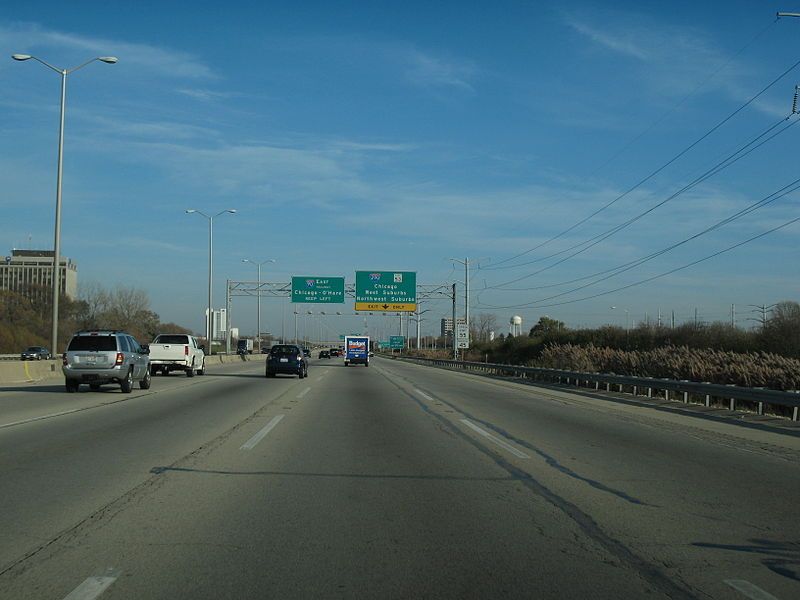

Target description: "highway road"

left=0, top=355, right=798, bottom=599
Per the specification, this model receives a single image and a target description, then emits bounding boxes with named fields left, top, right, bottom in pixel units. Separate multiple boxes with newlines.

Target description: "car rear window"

left=155, top=335, right=189, bottom=344
left=68, top=336, right=117, bottom=351
left=270, top=345, right=298, bottom=356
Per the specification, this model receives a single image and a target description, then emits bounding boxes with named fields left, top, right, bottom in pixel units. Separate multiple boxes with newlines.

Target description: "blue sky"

left=2, top=0, right=799, bottom=338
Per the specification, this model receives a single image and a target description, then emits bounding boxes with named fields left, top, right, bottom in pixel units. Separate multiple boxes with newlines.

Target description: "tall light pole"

left=185, top=209, right=236, bottom=346
left=12, top=53, right=117, bottom=353
left=242, top=258, right=276, bottom=348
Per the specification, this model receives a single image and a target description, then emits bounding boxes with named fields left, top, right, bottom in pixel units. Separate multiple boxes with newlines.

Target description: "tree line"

left=0, top=283, right=190, bottom=353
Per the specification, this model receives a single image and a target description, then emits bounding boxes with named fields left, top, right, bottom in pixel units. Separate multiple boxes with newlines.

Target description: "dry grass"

left=534, top=344, right=800, bottom=391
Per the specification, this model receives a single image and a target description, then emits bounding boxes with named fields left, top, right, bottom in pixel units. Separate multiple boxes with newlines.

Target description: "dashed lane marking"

left=62, top=570, right=119, bottom=600
left=240, top=415, right=285, bottom=450
left=460, top=418, right=530, bottom=459
left=724, top=580, right=780, bottom=600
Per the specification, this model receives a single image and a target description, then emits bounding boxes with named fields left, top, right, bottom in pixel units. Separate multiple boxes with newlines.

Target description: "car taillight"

left=115, top=352, right=124, bottom=365
left=184, top=345, right=189, bottom=356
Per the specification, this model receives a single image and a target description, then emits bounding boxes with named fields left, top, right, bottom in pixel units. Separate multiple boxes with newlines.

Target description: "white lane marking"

left=724, top=580, right=780, bottom=600
left=240, top=415, right=285, bottom=450
left=63, top=572, right=119, bottom=600
left=297, top=387, right=311, bottom=398
left=414, top=388, right=435, bottom=401
left=460, top=419, right=530, bottom=459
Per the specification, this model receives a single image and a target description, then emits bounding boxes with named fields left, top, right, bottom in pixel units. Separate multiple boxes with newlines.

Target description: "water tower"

left=509, top=315, right=523, bottom=337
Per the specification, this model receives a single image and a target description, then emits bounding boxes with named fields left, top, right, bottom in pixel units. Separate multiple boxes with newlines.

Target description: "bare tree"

left=474, top=313, right=497, bottom=342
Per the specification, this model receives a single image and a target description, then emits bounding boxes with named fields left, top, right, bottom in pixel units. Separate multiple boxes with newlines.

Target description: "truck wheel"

left=90, top=383, right=101, bottom=391
left=186, top=361, right=195, bottom=378
left=365, top=362, right=369, bottom=367
left=197, top=359, right=205, bottom=376
left=139, top=369, right=151, bottom=390
left=162, top=367, right=170, bottom=376
left=65, top=380, right=79, bottom=393
left=120, top=369, right=133, bottom=393
left=150, top=365, right=159, bottom=376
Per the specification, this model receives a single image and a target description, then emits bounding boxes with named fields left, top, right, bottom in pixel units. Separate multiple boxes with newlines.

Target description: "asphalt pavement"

left=0, top=355, right=797, bottom=599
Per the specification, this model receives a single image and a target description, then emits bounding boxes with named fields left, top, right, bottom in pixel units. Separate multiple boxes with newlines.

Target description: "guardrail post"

left=757, top=402, right=764, bottom=416
left=683, top=391, right=688, bottom=403
left=705, top=394, right=711, bottom=407
left=729, top=398, right=736, bottom=412
left=632, top=385, right=637, bottom=396
left=595, top=381, right=599, bottom=390
left=647, top=387, right=652, bottom=398
left=606, top=382, right=611, bottom=392
left=793, top=406, right=799, bottom=421
left=665, top=389, right=670, bottom=401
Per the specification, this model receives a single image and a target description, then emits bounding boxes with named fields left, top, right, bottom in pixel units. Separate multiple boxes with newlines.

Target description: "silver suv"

left=62, top=330, right=151, bottom=393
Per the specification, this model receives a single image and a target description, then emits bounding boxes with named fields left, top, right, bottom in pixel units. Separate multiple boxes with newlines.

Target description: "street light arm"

left=14, top=54, right=62, bottom=73
left=67, top=57, right=113, bottom=74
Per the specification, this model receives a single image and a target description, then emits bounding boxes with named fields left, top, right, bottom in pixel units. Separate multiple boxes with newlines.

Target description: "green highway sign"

left=389, top=335, right=405, bottom=349
left=355, top=271, right=416, bottom=312
left=291, top=276, right=345, bottom=303
left=378, top=341, right=390, bottom=349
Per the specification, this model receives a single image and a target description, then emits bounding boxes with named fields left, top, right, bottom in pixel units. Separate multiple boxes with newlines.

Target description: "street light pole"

left=12, top=54, right=117, bottom=353
left=242, top=258, right=276, bottom=348
left=186, top=209, right=236, bottom=347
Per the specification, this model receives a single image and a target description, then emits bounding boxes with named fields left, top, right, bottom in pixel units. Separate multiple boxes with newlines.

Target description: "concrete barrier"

left=0, top=360, right=61, bottom=385
left=0, top=354, right=259, bottom=386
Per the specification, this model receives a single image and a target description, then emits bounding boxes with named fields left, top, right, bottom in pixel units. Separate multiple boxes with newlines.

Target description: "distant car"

left=318, top=350, right=330, bottom=359
left=261, top=347, right=270, bottom=354
left=20, top=346, right=51, bottom=360
left=302, top=347, right=311, bottom=357
left=329, top=348, right=340, bottom=357
left=62, top=330, right=151, bottom=393
left=266, top=344, right=308, bottom=378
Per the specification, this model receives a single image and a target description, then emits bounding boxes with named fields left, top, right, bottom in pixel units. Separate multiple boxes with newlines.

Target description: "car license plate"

left=87, top=356, right=97, bottom=363
left=279, top=358, right=289, bottom=363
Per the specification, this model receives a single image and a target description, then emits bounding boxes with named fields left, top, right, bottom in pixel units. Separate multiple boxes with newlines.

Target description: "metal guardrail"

left=0, top=354, right=22, bottom=361
left=396, top=356, right=800, bottom=421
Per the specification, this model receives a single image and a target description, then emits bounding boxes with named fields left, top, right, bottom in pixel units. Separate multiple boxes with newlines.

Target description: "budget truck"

left=344, top=336, right=369, bottom=367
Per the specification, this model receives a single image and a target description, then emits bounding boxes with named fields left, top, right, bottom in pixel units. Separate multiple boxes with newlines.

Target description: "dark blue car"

left=265, top=344, right=307, bottom=378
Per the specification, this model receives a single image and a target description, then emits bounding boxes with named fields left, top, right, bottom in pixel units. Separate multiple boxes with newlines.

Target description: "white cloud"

left=403, top=49, right=476, bottom=90
left=0, top=21, right=215, bottom=79
left=566, top=20, right=649, bottom=60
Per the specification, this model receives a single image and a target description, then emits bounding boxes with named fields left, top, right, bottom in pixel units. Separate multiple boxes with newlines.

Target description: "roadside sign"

left=389, top=335, right=405, bottom=349
left=291, top=276, right=345, bottom=303
left=355, top=271, right=416, bottom=312
left=378, top=341, right=390, bottom=349
left=456, top=322, right=469, bottom=349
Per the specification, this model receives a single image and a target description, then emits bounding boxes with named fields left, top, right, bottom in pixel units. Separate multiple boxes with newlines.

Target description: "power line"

left=486, top=50, right=800, bottom=271
left=491, top=174, right=800, bottom=294
left=477, top=213, right=800, bottom=310
left=483, top=113, right=798, bottom=289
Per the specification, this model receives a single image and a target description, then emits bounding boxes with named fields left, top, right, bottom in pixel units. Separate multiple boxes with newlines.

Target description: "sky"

left=2, top=0, right=799, bottom=340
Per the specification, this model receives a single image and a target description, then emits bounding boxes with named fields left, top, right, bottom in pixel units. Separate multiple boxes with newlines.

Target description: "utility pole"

left=657, top=308, right=662, bottom=328
left=671, top=310, right=675, bottom=329
left=452, top=283, right=458, bottom=361
left=694, top=307, right=699, bottom=328
left=730, top=303, right=736, bottom=328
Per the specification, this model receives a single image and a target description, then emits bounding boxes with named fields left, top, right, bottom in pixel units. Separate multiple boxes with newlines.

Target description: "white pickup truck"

left=147, top=334, right=206, bottom=377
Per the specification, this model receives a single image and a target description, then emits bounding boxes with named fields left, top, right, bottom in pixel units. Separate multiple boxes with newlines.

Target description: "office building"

left=0, top=249, right=78, bottom=300
left=440, top=317, right=466, bottom=338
